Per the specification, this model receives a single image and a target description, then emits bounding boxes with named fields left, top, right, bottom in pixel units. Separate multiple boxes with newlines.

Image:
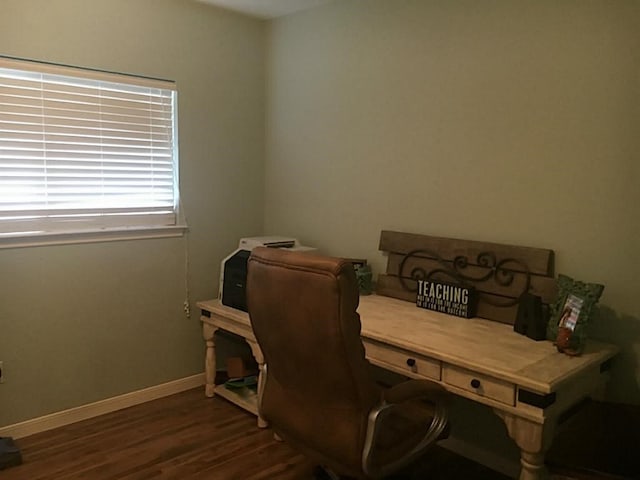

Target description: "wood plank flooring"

left=2, top=388, right=516, bottom=479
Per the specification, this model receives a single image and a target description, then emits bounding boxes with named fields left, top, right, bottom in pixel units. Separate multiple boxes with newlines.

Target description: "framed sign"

left=416, top=279, right=477, bottom=318
left=547, top=274, right=604, bottom=356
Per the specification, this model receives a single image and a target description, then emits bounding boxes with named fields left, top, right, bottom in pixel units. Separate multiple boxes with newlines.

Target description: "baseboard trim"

left=439, top=435, right=520, bottom=479
left=0, top=373, right=205, bottom=439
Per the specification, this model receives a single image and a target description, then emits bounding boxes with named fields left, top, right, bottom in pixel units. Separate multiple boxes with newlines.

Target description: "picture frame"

left=547, top=274, right=604, bottom=355
left=348, top=258, right=373, bottom=295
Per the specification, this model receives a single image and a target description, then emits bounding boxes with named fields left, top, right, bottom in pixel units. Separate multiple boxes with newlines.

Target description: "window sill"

left=0, top=225, right=188, bottom=250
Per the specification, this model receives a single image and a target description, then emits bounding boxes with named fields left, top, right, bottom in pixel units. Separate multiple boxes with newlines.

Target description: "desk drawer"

left=443, top=365, right=515, bottom=406
left=364, top=340, right=441, bottom=381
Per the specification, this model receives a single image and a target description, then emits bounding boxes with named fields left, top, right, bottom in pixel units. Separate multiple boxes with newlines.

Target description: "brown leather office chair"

left=246, top=247, right=450, bottom=479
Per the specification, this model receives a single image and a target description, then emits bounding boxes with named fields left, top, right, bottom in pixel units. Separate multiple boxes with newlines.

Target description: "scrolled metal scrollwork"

left=398, top=249, right=467, bottom=292
left=398, top=249, right=531, bottom=308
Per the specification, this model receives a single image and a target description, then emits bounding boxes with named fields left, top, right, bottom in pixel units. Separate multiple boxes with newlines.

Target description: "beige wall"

left=265, top=0, right=639, bottom=469
left=0, top=0, right=266, bottom=427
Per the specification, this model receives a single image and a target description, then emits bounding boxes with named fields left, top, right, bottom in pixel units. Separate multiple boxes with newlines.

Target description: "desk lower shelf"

left=214, top=384, right=258, bottom=416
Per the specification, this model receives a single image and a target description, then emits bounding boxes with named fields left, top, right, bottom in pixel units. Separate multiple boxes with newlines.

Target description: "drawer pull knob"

left=470, top=379, right=481, bottom=389
left=406, top=358, right=416, bottom=367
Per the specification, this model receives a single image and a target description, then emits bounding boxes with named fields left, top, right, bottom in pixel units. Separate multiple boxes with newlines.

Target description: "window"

left=0, top=57, right=183, bottom=247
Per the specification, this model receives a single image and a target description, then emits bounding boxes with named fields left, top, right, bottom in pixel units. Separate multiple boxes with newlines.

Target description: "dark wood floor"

left=2, top=387, right=518, bottom=480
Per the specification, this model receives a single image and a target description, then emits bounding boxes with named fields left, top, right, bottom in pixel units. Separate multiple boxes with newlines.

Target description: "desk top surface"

left=356, top=294, right=617, bottom=393
left=198, top=294, right=618, bottom=394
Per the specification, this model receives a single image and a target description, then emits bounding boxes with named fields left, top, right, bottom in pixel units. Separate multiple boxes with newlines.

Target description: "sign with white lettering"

left=416, top=279, right=477, bottom=318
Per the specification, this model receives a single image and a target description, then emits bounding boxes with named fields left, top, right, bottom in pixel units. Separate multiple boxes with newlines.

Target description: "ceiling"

left=197, top=0, right=338, bottom=19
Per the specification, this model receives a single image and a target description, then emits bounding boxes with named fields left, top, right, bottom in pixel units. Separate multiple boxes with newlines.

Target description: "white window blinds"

left=0, top=57, right=180, bottom=239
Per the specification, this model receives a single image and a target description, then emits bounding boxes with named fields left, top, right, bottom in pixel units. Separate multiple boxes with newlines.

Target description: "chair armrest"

left=362, top=379, right=450, bottom=478
left=383, top=379, right=449, bottom=405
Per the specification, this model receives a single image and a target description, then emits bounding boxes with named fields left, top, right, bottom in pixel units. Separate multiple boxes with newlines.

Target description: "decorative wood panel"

left=379, top=231, right=554, bottom=275
left=376, top=231, right=556, bottom=325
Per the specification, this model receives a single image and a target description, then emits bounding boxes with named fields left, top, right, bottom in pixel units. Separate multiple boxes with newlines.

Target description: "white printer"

left=219, top=236, right=316, bottom=311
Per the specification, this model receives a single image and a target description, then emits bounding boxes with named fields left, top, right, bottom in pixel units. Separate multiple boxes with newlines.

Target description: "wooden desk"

left=197, top=294, right=618, bottom=480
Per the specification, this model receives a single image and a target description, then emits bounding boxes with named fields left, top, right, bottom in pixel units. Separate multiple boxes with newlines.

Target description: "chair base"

left=312, top=465, right=344, bottom=480
left=311, top=465, right=413, bottom=480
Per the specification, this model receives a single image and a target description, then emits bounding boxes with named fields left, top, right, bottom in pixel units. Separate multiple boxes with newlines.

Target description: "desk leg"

left=247, top=340, right=268, bottom=429
left=495, top=410, right=555, bottom=480
left=202, top=322, right=218, bottom=398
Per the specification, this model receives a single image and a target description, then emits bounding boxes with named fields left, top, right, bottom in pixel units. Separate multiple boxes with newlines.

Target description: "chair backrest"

left=247, top=247, right=380, bottom=475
